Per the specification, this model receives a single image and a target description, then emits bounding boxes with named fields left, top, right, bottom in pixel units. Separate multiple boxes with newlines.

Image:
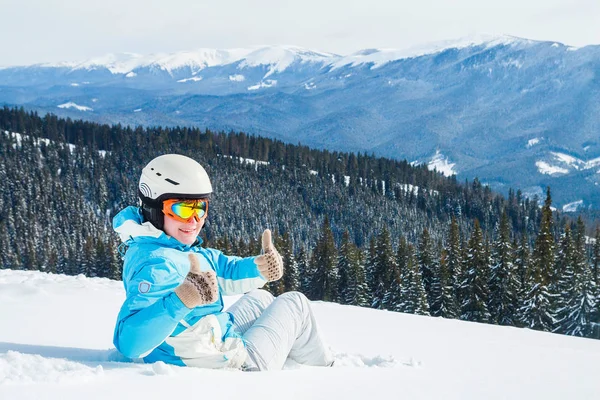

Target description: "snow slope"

left=1, top=270, right=599, bottom=400
left=427, top=150, right=457, bottom=176
left=57, top=102, right=93, bottom=112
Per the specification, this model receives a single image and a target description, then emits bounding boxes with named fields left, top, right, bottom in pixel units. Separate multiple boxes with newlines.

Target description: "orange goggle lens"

left=162, top=199, right=208, bottom=222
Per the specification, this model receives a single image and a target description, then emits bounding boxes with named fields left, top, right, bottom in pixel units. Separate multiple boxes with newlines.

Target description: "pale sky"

left=1, top=0, right=600, bottom=66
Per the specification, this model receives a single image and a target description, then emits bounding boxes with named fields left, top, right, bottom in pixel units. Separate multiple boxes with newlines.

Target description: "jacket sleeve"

left=113, top=258, right=192, bottom=359
left=204, top=249, right=267, bottom=296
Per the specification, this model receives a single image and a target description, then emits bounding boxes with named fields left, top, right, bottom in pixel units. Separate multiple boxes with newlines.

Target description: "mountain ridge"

left=1, top=36, right=599, bottom=208
left=1, top=35, right=544, bottom=71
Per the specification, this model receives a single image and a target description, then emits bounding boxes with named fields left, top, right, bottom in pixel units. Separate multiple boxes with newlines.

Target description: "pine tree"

left=297, top=245, right=313, bottom=296
left=514, top=229, right=530, bottom=313
left=460, top=219, right=491, bottom=322
left=373, top=227, right=395, bottom=309
left=108, top=239, right=122, bottom=281
left=337, top=231, right=352, bottom=305
left=82, top=236, right=97, bottom=277
left=418, top=228, right=439, bottom=312
left=236, top=237, right=248, bottom=257
left=513, top=232, right=531, bottom=327
left=338, top=231, right=369, bottom=306
left=0, top=220, right=13, bottom=269
left=399, top=243, right=430, bottom=315
left=436, top=248, right=458, bottom=318
left=552, top=225, right=576, bottom=334
left=389, top=236, right=410, bottom=311
left=279, top=231, right=300, bottom=293
left=488, top=212, right=519, bottom=326
left=215, top=235, right=234, bottom=256
left=561, top=218, right=596, bottom=337
left=446, top=217, right=462, bottom=310
left=309, top=216, right=338, bottom=301
left=593, top=227, right=600, bottom=337
left=532, top=187, right=556, bottom=287
left=521, top=187, right=556, bottom=331
left=365, top=236, right=377, bottom=307
left=593, top=226, right=600, bottom=287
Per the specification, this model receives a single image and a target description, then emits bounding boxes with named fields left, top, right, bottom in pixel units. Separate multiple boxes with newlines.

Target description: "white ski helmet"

left=138, top=154, right=212, bottom=229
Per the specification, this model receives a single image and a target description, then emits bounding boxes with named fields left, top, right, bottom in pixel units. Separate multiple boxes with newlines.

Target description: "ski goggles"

left=162, top=199, right=208, bottom=223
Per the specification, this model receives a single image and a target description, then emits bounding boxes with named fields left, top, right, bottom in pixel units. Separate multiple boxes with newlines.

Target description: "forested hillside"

left=1, top=107, right=598, bottom=339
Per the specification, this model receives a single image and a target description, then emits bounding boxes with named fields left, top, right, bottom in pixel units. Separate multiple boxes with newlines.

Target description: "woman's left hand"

left=254, top=229, right=284, bottom=282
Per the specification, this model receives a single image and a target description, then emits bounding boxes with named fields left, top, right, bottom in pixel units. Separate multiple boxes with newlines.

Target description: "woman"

left=112, top=154, right=333, bottom=370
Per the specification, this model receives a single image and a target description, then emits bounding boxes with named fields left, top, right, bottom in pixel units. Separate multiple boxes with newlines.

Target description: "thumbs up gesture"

left=175, top=254, right=219, bottom=308
left=254, top=229, right=284, bottom=282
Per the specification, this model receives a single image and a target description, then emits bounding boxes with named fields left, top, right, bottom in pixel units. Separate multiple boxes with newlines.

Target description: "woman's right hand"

left=175, top=254, right=219, bottom=308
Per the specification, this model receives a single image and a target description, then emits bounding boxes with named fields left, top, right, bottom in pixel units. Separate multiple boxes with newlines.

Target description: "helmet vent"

left=139, top=183, right=152, bottom=198
left=165, top=178, right=180, bottom=185
left=156, top=173, right=162, bottom=176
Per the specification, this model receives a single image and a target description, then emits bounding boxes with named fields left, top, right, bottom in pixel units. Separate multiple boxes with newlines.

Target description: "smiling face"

left=162, top=213, right=204, bottom=245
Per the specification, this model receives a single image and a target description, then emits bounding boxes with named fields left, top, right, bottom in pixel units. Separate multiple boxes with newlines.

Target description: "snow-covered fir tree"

left=338, top=231, right=370, bottom=307
left=436, top=247, right=458, bottom=318
left=513, top=229, right=530, bottom=327
left=298, top=245, right=314, bottom=298
left=278, top=231, right=300, bottom=292
left=488, top=212, right=519, bottom=326
left=446, top=217, right=463, bottom=309
left=374, top=227, right=395, bottom=309
left=389, top=236, right=410, bottom=312
left=560, top=218, right=597, bottom=337
left=552, top=225, right=576, bottom=334
left=534, top=188, right=557, bottom=287
left=107, top=238, right=122, bottom=281
left=593, top=227, right=600, bottom=335
left=593, top=227, right=600, bottom=288
left=308, top=216, right=338, bottom=302
left=418, top=228, right=439, bottom=313
left=365, top=236, right=378, bottom=307
left=460, top=219, right=491, bottom=322
left=337, top=231, right=352, bottom=305
left=521, top=188, right=557, bottom=331
left=399, top=242, right=430, bottom=315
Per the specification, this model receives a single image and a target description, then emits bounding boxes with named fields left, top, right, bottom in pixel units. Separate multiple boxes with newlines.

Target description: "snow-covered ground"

left=1, top=270, right=599, bottom=400
left=3, top=131, right=107, bottom=157
left=247, top=79, right=277, bottom=91
left=526, top=137, right=542, bottom=148
left=562, top=200, right=584, bottom=212
left=229, top=74, right=245, bottom=82
left=536, top=152, right=600, bottom=176
left=177, top=76, right=203, bottom=83
left=427, top=150, right=457, bottom=176
left=57, top=102, right=93, bottom=112
left=535, top=160, right=569, bottom=176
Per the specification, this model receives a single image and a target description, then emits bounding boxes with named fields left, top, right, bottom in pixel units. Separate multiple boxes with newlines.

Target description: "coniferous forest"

left=1, top=107, right=599, bottom=339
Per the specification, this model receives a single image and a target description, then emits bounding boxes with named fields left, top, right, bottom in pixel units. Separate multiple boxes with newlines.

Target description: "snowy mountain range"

left=1, top=269, right=599, bottom=400
left=1, top=35, right=600, bottom=208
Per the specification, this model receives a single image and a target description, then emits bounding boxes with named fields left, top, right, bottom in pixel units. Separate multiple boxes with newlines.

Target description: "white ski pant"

left=227, top=289, right=333, bottom=371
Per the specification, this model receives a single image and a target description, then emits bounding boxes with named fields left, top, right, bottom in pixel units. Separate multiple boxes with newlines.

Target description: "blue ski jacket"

left=112, top=206, right=267, bottom=368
